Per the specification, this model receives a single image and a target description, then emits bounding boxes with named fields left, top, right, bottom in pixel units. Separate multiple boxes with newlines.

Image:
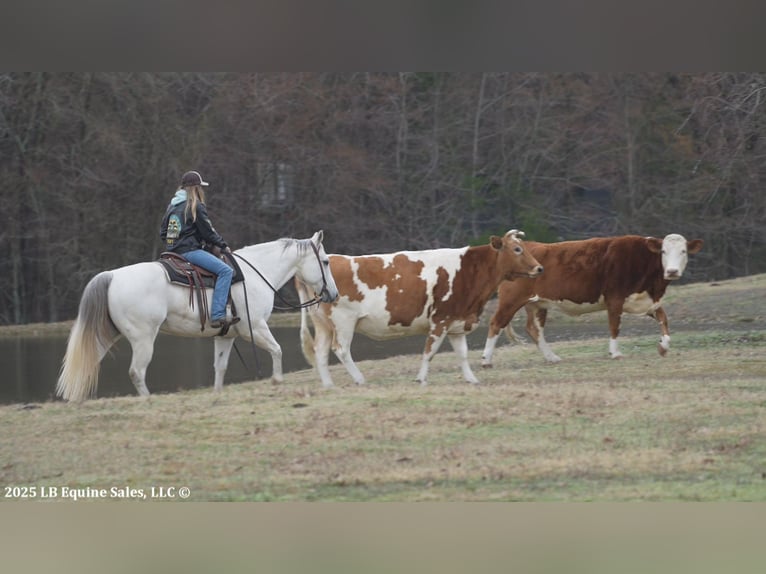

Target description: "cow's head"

left=646, top=233, right=704, bottom=280
left=490, top=229, right=544, bottom=280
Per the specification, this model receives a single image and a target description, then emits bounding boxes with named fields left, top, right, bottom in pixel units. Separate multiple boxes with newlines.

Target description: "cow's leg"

left=448, top=333, right=479, bottom=384
left=606, top=300, right=625, bottom=359
left=332, top=325, right=365, bottom=385
left=481, top=300, right=526, bottom=368
left=312, top=318, right=336, bottom=389
left=416, top=327, right=448, bottom=386
left=526, top=305, right=561, bottom=363
left=649, top=306, right=670, bottom=356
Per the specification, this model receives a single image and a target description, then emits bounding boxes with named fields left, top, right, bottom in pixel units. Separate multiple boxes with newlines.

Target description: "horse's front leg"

left=248, top=319, right=284, bottom=384
left=213, top=337, right=236, bottom=392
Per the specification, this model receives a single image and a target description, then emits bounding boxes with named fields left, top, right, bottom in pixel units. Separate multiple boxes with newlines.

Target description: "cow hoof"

left=481, top=363, right=493, bottom=369
left=610, top=353, right=624, bottom=360
left=657, top=343, right=668, bottom=357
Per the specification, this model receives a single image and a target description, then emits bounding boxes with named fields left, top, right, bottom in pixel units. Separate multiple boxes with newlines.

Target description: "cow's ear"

left=687, top=239, right=703, bottom=254
left=490, top=236, right=503, bottom=250
left=646, top=237, right=663, bottom=253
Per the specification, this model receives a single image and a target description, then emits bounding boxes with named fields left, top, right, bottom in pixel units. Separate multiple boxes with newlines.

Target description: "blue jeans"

left=183, top=249, right=233, bottom=321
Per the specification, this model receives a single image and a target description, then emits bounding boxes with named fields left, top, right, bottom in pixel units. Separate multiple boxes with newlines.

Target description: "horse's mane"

left=278, top=237, right=314, bottom=255
left=239, top=237, right=313, bottom=255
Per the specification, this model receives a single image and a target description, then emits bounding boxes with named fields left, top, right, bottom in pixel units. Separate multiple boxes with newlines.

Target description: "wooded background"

left=2, top=72, right=765, bottom=325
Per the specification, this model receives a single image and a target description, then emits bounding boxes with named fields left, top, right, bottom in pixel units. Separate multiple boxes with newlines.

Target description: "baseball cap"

left=181, top=170, right=209, bottom=187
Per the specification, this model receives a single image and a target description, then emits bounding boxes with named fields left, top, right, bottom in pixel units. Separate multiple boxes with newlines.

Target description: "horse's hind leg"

left=126, top=332, right=158, bottom=397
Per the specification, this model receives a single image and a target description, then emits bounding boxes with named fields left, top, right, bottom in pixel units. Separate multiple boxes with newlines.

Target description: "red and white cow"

left=296, top=230, right=543, bottom=387
left=480, top=233, right=703, bottom=366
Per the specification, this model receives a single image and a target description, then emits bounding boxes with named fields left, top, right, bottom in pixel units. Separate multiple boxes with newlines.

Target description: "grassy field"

left=1, top=275, right=765, bottom=501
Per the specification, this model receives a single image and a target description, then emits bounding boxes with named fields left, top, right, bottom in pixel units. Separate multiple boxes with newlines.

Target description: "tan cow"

left=480, top=233, right=703, bottom=366
left=296, top=230, right=543, bottom=387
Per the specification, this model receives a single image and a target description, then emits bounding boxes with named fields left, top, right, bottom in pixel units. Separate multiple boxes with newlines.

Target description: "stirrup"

left=210, top=316, right=240, bottom=331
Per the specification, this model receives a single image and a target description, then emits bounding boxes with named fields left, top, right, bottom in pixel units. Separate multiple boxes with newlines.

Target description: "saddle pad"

left=157, top=253, right=244, bottom=288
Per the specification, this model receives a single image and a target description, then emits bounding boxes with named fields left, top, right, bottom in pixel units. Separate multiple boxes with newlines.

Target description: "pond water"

left=2, top=319, right=663, bottom=405
left=2, top=326, right=427, bottom=404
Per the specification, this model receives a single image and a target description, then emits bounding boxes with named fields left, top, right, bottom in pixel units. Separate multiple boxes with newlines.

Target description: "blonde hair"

left=184, top=185, right=206, bottom=222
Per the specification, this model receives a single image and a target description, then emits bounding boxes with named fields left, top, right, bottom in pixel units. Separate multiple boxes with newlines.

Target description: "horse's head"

left=298, top=230, right=339, bottom=303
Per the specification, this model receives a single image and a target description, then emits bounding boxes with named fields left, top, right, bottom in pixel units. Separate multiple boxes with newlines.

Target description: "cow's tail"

left=503, top=324, right=527, bottom=345
left=295, top=277, right=317, bottom=367
left=56, top=272, right=120, bottom=402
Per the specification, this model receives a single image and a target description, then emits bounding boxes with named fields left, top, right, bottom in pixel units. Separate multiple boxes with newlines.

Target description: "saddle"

left=158, top=252, right=244, bottom=333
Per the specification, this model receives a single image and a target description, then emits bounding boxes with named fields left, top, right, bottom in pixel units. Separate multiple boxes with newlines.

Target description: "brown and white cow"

left=480, top=233, right=703, bottom=367
left=295, top=230, right=543, bottom=387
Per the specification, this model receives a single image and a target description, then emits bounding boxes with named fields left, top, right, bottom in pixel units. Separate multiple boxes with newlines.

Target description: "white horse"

left=56, top=231, right=339, bottom=401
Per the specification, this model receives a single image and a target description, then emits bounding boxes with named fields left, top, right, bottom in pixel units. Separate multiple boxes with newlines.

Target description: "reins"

left=232, top=241, right=327, bottom=311
left=228, top=240, right=328, bottom=380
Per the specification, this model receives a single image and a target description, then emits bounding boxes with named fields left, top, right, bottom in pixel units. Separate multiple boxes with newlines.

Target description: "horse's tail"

left=294, top=277, right=316, bottom=367
left=56, top=272, right=120, bottom=402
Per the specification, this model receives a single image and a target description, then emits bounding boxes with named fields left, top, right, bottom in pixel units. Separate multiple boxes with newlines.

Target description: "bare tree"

left=1, top=72, right=765, bottom=324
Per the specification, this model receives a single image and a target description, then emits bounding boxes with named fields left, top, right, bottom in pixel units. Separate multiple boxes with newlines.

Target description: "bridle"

left=228, top=240, right=330, bottom=380
left=232, top=240, right=330, bottom=310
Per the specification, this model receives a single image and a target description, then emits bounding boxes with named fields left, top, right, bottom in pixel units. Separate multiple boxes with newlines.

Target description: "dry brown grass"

left=1, top=329, right=764, bottom=501
left=2, top=275, right=765, bottom=501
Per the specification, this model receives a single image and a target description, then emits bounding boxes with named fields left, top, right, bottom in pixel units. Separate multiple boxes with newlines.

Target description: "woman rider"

left=160, top=170, right=238, bottom=329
